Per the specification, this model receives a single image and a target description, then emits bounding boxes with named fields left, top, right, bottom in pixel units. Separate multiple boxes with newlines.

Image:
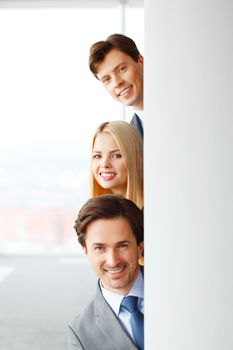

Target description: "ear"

left=82, top=245, right=88, bottom=256
left=138, top=54, right=144, bottom=65
left=138, top=242, right=144, bottom=257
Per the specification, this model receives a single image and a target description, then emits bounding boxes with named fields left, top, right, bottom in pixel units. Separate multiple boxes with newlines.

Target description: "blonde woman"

left=91, top=121, right=143, bottom=209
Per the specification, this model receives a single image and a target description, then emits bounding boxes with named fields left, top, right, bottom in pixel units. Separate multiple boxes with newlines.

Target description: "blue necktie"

left=121, top=296, right=144, bottom=350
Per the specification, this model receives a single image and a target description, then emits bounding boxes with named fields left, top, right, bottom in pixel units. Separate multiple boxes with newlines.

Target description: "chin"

left=101, top=186, right=113, bottom=191
left=122, top=101, right=133, bottom=107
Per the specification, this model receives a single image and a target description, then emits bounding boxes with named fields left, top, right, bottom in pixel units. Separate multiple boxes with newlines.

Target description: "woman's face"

left=92, top=132, right=128, bottom=195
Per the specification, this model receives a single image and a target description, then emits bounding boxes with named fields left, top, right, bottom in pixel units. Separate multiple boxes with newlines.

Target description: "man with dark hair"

left=89, top=34, right=144, bottom=141
left=68, top=194, right=144, bottom=350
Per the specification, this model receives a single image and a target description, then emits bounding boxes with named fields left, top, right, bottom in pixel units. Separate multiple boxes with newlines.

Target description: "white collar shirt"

left=134, top=110, right=144, bottom=126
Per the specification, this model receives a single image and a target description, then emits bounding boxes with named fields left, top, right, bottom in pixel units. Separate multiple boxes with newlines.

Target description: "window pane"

left=0, top=6, right=143, bottom=255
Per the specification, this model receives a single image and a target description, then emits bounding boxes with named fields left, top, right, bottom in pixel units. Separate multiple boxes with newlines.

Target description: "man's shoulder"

left=69, top=296, right=96, bottom=331
left=68, top=297, right=98, bottom=349
left=69, top=283, right=108, bottom=329
left=68, top=289, right=117, bottom=349
left=68, top=285, right=139, bottom=350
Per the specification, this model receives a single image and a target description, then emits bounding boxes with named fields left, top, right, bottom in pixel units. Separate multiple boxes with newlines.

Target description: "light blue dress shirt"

left=101, top=271, right=144, bottom=342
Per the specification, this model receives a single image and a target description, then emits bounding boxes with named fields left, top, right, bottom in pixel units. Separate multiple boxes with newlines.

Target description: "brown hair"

left=89, top=33, right=141, bottom=77
left=74, top=194, right=143, bottom=247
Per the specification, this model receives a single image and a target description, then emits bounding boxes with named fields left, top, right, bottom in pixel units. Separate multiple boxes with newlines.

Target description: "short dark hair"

left=74, top=194, right=143, bottom=247
left=89, top=33, right=141, bottom=77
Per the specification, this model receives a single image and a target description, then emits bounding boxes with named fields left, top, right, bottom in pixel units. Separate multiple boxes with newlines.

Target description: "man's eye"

left=119, top=66, right=126, bottom=73
left=94, top=246, right=104, bottom=251
left=119, top=243, right=128, bottom=249
left=102, top=77, right=110, bottom=84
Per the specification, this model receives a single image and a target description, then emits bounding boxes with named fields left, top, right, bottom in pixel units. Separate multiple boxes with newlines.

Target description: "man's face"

left=83, top=217, right=143, bottom=295
left=96, top=48, right=144, bottom=111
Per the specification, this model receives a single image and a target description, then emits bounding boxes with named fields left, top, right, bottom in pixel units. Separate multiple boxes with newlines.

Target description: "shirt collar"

left=100, top=271, right=144, bottom=316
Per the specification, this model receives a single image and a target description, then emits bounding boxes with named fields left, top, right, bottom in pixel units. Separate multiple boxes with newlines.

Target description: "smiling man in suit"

left=89, top=34, right=144, bottom=142
left=68, top=194, right=144, bottom=350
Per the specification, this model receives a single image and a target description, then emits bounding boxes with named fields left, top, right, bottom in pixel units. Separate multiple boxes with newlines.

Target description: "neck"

left=133, top=101, right=143, bottom=111
left=111, top=188, right=127, bottom=197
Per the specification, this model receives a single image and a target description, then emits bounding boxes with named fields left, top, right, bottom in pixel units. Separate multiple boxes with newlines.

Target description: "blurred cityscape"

left=0, top=143, right=89, bottom=255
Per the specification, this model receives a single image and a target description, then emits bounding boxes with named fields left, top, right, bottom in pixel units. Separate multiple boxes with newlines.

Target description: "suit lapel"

left=131, top=113, right=143, bottom=142
left=94, top=284, right=138, bottom=350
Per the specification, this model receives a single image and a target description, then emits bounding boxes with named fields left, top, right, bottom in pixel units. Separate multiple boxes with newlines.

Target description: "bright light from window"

left=0, top=5, right=143, bottom=255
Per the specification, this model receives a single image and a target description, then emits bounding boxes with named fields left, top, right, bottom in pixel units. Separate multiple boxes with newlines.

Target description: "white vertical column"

left=144, top=0, right=233, bottom=349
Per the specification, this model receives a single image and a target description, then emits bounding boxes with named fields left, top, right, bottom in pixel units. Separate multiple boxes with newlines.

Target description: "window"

left=0, top=2, right=144, bottom=255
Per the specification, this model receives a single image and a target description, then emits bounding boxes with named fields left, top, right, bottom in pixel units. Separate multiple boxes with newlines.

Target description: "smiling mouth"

left=100, top=172, right=116, bottom=180
left=104, top=264, right=126, bottom=275
left=118, top=86, right=132, bottom=97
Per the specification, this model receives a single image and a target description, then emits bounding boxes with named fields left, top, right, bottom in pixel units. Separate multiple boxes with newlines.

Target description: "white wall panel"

left=145, top=0, right=233, bottom=348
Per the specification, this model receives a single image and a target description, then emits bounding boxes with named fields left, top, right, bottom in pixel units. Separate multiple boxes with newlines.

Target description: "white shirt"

left=126, top=109, right=144, bottom=126
left=101, top=271, right=144, bottom=342
left=134, top=110, right=144, bottom=127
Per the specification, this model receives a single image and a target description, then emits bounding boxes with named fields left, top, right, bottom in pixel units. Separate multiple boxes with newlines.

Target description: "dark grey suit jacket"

left=68, top=283, right=139, bottom=350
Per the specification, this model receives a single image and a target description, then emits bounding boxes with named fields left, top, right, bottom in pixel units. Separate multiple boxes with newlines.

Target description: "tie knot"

left=121, top=296, right=138, bottom=313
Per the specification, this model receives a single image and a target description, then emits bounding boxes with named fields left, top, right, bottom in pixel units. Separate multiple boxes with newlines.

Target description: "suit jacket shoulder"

left=68, top=283, right=138, bottom=350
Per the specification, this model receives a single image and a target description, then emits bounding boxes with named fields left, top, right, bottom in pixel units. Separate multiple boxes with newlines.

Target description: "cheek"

left=92, top=161, right=98, bottom=173
left=125, top=251, right=139, bottom=266
left=117, top=159, right=127, bottom=172
left=121, top=163, right=128, bottom=180
left=88, top=255, right=101, bottom=270
left=105, top=84, right=113, bottom=93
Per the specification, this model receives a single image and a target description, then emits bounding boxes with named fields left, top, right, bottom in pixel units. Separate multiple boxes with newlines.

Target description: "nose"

left=112, top=73, right=123, bottom=88
left=100, top=155, right=111, bottom=168
left=106, top=249, right=119, bottom=267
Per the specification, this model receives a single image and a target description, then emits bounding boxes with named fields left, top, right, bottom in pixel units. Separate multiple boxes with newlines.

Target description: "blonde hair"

left=90, top=121, right=143, bottom=209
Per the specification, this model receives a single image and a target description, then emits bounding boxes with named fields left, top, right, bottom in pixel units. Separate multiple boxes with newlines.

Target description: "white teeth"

left=101, top=172, right=115, bottom=178
left=119, top=87, right=130, bottom=96
left=105, top=267, right=124, bottom=274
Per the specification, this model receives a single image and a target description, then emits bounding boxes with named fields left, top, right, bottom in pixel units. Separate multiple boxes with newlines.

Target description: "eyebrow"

left=117, top=240, right=131, bottom=245
left=92, top=240, right=131, bottom=247
left=92, top=149, right=121, bottom=153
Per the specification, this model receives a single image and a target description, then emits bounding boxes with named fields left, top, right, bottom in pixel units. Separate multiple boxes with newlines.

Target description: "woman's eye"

left=112, top=153, right=122, bottom=159
left=93, top=154, right=101, bottom=159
